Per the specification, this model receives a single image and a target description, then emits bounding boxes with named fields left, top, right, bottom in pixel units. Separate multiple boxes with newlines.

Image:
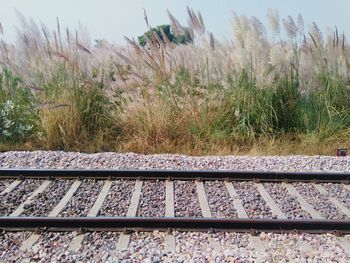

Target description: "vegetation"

left=138, top=24, right=193, bottom=47
left=0, top=7, right=349, bottom=155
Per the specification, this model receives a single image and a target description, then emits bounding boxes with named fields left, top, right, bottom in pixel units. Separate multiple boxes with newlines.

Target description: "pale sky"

left=0, top=0, right=349, bottom=44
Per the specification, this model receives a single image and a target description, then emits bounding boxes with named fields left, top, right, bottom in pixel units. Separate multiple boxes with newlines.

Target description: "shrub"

left=0, top=68, right=36, bottom=143
left=0, top=100, right=33, bottom=142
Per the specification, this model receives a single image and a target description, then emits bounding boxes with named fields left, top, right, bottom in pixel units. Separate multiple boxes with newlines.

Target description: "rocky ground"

left=0, top=151, right=349, bottom=261
left=0, top=151, right=349, bottom=172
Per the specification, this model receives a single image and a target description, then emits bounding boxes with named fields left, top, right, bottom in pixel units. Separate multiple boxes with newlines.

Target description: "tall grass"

left=0, top=8, right=349, bottom=154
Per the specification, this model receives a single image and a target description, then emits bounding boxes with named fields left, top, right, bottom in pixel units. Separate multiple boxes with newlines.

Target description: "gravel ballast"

left=1, top=151, right=350, bottom=261
left=0, top=179, right=14, bottom=194
left=174, top=181, right=202, bottom=217
left=263, top=182, right=312, bottom=219
left=99, top=180, right=135, bottom=217
left=0, top=151, right=349, bottom=172
left=293, top=182, right=348, bottom=220
left=21, top=180, right=72, bottom=216
left=0, top=180, right=42, bottom=216
left=323, top=183, right=350, bottom=210
left=232, top=181, right=273, bottom=219
left=137, top=180, right=166, bottom=217
left=204, top=181, right=238, bottom=218
left=58, top=179, right=104, bottom=217
left=2, top=231, right=349, bottom=262
left=77, top=232, right=121, bottom=261
left=0, top=232, right=31, bottom=262
left=18, top=232, right=73, bottom=262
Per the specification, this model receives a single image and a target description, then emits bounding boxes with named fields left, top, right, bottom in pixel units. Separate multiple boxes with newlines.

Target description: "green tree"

left=138, top=24, right=192, bottom=47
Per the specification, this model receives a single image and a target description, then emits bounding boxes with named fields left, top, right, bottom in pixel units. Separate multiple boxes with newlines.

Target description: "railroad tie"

left=336, top=236, right=350, bottom=256
left=255, top=183, right=287, bottom=219
left=249, top=236, right=267, bottom=262
left=16, top=180, right=52, bottom=252
left=195, top=181, right=221, bottom=253
left=283, top=182, right=350, bottom=255
left=68, top=180, right=113, bottom=252
left=164, top=180, right=176, bottom=253
left=116, top=180, right=143, bottom=251
left=10, top=180, right=51, bottom=217
left=19, top=234, right=41, bottom=252
left=87, top=180, right=113, bottom=217
left=0, top=179, right=22, bottom=195
left=224, top=182, right=268, bottom=259
left=224, top=181, right=249, bottom=218
left=165, top=180, right=175, bottom=217
left=342, top=184, right=350, bottom=192
left=313, top=184, right=350, bottom=217
left=297, top=240, right=314, bottom=256
left=195, top=181, right=212, bottom=218
left=312, top=183, right=350, bottom=257
left=19, top=180, right=82, bottom=252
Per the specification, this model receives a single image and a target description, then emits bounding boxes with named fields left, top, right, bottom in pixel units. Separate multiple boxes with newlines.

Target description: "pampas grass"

left=0, top=8, right=349, bottom=154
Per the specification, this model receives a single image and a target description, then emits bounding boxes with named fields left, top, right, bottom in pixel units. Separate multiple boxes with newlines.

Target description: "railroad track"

left=1, top=169, right=350, bottom=261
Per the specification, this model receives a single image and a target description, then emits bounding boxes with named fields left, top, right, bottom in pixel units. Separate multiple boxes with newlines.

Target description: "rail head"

left=0, top=168, right=349, bottom=182
left=1, top=217, right=349, bottom=234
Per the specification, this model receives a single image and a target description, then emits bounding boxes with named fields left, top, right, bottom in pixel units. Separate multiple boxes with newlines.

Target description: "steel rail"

left=0, top=169, right=349, bottom=182
left=1, top=217, right=349, bottom=234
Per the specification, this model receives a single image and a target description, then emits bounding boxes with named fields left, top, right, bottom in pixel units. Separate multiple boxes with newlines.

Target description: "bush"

left=0, top=100, right=33, bottom=142
left=0, top=68, right=36, bottom=143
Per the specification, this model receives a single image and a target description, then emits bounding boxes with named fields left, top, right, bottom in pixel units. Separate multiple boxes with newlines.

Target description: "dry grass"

left=0, top=9, right=349, bottom=155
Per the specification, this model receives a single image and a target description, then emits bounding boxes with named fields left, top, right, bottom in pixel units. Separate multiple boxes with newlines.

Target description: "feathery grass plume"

left=267, top=9, right=280, bottom=36
left=283, top=16, right=298, bottom=39
left=297, top=14, right=304, bottom=36
left=167, top=10, right=182, bottom=36
left=41, top=22, right=51, bottom=45
left=209, top=32, right=215, bottom=50
left=309, top=22, right=323, bottom=46
left=66, top=27, right=71, bottom=46
left=231, top=11, right=244, bottom=47
left=143, top=8, right=149, bottom=29
left=159, top=27, right=173, bottom=47
left=76, top=42, right=92, bottom=54
left=250, top=16, right=267, bottom=40
left=0, top=22, right=3, bottom=35
left=56, top=17, right=63, bottom=52
left=198, top=12, right=205, bottom=33
left=186, top=7, right=205, bottom=35
left=49, top=50, right=69, bottom=61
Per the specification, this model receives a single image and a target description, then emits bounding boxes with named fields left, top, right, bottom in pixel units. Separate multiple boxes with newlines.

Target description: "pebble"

left=1, top=231, right=350, bottom=261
